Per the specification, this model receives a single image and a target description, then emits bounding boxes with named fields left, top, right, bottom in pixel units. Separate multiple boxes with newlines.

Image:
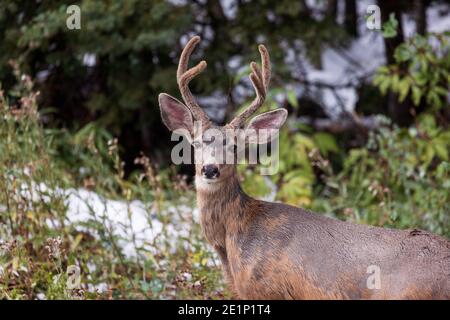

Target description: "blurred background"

left=0, top=0, right=449, bottom=299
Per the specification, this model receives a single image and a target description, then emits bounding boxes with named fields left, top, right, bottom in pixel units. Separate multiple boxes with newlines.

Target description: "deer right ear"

left=245, top=108, right=288, bottom=144
left=158, top=93, right=194, bottom=135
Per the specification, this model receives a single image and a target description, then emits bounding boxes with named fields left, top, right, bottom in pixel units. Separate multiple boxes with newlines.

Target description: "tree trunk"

left=415, top=0, right=427, bottom=35
left=300, top=0, right=311, bottom=16
left=327, top=0, right=338, bottom=22
left=378, top=0, right=415, bottom=126
left=379, top=0, right=404, bottom=65
left=344, top=0, right=358, bottom=37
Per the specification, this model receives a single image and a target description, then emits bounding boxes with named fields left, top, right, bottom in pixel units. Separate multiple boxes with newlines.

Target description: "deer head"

left=158, top=36, right=287, bottom=191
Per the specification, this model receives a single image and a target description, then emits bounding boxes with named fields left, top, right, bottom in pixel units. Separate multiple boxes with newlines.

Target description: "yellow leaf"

left=70, top=234, right=84, bottom=251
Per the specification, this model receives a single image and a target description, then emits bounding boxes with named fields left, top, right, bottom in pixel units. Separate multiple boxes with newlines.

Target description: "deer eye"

left=192, top=141, right=202, bottom=148
left=223, top=139, right=235, bottom=150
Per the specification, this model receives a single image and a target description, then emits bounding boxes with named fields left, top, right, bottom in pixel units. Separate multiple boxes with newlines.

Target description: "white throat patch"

left=195, top=176, right=223, bottom=193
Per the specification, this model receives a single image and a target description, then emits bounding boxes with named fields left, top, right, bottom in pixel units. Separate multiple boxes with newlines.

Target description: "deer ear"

left=158, top=93, right=194, bottom=135
left=245, top=109, right=288, bottom=144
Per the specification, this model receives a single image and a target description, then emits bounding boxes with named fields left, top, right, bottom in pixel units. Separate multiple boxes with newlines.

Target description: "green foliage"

left=382, top=13, right=399, bottom=39
left=239, top=85, right=340, bottom=207
left=312, top=132, right=339, bottom=157
left=373, top=32, right=450, bottom=110
left=275, top=129, right=316, bottom=206
left=0, top=0, right=194, bottom=164
left=313, top=116, right=450, bottom=237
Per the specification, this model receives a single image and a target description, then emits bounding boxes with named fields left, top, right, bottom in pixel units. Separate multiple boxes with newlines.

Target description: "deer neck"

left=195, top=171, right=251, bottom=250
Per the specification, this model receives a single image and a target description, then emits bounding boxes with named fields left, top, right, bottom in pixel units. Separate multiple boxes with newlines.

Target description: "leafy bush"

left=312, top=115, right=450, bottom=238
left=0, top=67, right=229, bottom=299
left=373, top=31, right=449, bottom=110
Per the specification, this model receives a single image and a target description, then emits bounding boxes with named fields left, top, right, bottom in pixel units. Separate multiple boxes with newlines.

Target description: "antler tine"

left=177, top=36, right=210, bottom=124
left=229, top=44, right=271, bottom=128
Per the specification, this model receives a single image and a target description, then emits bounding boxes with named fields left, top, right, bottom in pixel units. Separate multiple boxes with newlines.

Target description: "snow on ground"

left=65, top=188, right=201, bottom=257
left=11, top=181, right=201, bottom=258
left=65, top=188, right=162, bottom=256
left=64, top=181, right=276, bottom=258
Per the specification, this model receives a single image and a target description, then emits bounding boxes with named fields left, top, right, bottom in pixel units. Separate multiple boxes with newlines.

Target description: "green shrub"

left=313, top=115, right=450, bottom=237
left=373, top=31, right=449, bottom=110
left=0, top=67, right=229, bottom=299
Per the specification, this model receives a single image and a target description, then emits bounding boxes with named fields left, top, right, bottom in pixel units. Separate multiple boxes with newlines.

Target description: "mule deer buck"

left=158, top=36, right=450, bottom=299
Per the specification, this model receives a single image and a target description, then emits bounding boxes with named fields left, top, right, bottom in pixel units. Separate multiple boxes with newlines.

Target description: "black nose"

left=201, top=165, right=220, bottom=179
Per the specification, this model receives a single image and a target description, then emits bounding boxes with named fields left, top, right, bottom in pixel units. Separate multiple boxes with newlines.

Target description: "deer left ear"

left=158, top=93, right=194, bottom=137
left=245, top=108, right=288, bottom=144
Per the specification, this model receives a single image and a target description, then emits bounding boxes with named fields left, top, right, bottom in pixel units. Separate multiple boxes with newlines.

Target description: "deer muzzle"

left=201, top=164, right=220, bottom=180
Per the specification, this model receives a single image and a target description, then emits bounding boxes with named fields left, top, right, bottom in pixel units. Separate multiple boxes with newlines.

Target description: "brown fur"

left=197, top=167, right=450, bottom=300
